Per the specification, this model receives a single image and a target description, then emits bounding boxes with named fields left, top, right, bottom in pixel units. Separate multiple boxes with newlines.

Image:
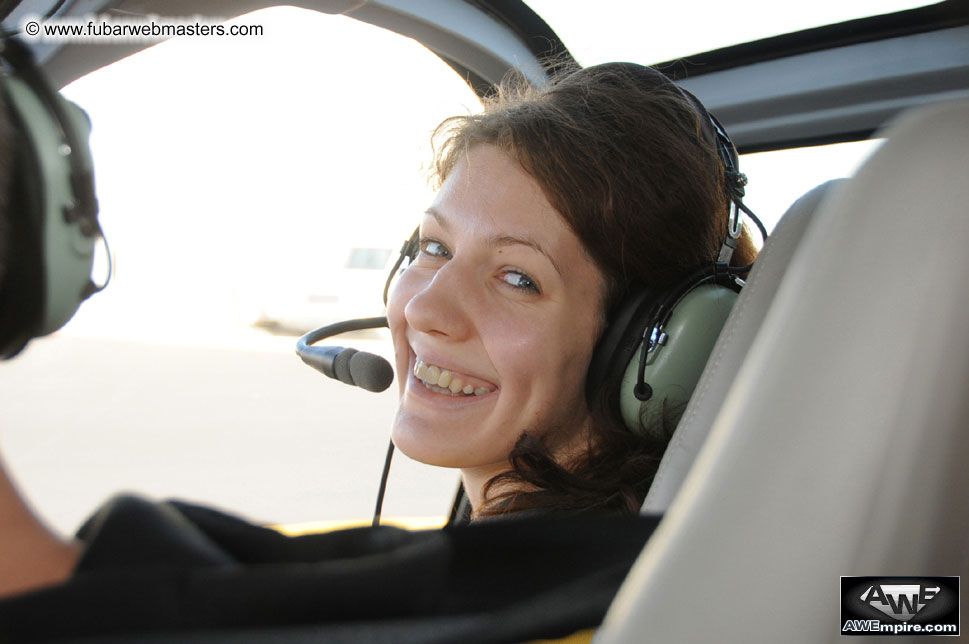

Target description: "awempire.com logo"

left=841, top=577, right=959, bottom=636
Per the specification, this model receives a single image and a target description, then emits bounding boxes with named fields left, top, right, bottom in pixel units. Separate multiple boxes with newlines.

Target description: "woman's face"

left=387, top=145, right=607, bottom=486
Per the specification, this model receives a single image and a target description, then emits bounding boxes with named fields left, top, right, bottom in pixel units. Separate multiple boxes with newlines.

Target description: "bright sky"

left=59, top=7, right=480, bottom=346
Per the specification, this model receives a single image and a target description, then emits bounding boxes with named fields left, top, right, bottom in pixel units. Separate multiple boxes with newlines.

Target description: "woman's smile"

left=411, top=357, right=496, bottom=397
left=405, top=348, right=498, bottom=405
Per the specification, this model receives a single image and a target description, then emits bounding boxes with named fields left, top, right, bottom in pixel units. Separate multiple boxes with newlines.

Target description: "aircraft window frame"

left=523, top=0, right=944, bottom=66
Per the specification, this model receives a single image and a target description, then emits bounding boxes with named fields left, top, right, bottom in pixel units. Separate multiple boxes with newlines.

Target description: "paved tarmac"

left=0, top=331, right=458, bottom=535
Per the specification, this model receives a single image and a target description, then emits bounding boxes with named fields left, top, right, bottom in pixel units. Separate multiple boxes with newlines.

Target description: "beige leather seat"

left=598, top=100, right=969, bottom=643
left=642, top=179, right=840, bottom=513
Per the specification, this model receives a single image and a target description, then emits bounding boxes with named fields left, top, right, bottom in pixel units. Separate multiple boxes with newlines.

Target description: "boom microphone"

left=296, top=317, right=394, bottom=393
left=299, top=345, right=394, bottom=393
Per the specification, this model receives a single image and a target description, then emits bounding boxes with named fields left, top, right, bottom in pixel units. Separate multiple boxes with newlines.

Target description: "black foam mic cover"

left=349, top=351, right=395, bottom=393
left=296, top=317, right=394, bottom=392
left=333, top=347, right=357, bottom=385
left=298, top=344, right=394, bottom=393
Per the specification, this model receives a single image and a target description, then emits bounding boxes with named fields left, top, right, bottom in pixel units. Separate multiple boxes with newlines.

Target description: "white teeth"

left=423, top=382, right=464, bottom=396
left=412, top=359, right=492, bottom=396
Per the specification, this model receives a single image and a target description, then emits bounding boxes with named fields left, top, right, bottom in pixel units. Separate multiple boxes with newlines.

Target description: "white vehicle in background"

left=251, top=245, right=396, bottom=336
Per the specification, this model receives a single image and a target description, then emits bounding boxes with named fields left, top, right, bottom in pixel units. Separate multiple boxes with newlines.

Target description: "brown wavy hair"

left=430, top=63, right=758, bottom=517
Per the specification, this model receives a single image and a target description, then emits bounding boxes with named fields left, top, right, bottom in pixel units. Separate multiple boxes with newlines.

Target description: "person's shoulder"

left=75, top=494, right=242, bottom=571
left=76, top=494, right=424, bottom=571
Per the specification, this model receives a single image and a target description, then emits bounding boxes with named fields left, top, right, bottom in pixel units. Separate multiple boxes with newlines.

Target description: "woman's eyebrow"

left=424, top=207, right=563, bottom=277
left=423, top=208, right=450, bottom=230
left=490, top=235, right=563, bottom=278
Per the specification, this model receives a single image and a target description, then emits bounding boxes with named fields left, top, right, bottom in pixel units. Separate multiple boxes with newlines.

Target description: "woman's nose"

left=403, top=261, right=474, bottom=341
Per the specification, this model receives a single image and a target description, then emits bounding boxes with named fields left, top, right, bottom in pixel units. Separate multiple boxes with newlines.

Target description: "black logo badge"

left=841, top=577, right=959, bottom=636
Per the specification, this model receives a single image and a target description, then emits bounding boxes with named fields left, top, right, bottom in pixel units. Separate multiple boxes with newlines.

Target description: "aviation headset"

left=582, top=62, right=765, bottom=440
left=378, top=62, right=764, bottom=441
left=0, top=37, right=107, bottom=359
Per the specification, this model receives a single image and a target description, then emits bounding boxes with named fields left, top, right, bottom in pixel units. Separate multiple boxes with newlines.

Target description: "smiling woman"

left=390, top=145, right=607, bottom=510
left=387, top=63, right=758, bottom=518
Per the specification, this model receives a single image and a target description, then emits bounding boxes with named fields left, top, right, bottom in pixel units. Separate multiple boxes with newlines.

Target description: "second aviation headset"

left=0, top=37, right=108, bottom=359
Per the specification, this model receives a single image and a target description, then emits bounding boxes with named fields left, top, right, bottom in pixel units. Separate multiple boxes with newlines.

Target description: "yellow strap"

left=525, top=628, right=595, bottom=644
left=272, top=516, right=448, bottom=535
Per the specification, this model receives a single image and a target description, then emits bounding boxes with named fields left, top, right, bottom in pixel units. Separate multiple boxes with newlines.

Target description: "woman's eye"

left=500, top=270, right=540, bottom=294
left=420, top=239, right=452, bottom=259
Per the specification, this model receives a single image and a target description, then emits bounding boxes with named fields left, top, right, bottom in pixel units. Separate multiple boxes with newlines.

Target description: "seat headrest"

left=641, top=179, right=841, bottom=513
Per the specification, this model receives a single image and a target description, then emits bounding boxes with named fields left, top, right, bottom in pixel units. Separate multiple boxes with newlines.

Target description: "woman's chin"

left=390, top=410, right=507, bottom=471
left=390, top=414, right=460, bottom=468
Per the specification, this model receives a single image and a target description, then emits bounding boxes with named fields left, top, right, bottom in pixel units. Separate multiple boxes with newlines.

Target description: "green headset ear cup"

left=619, top=284, right=737, bottom=438
left=0, top=74, right=96, bottom=337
